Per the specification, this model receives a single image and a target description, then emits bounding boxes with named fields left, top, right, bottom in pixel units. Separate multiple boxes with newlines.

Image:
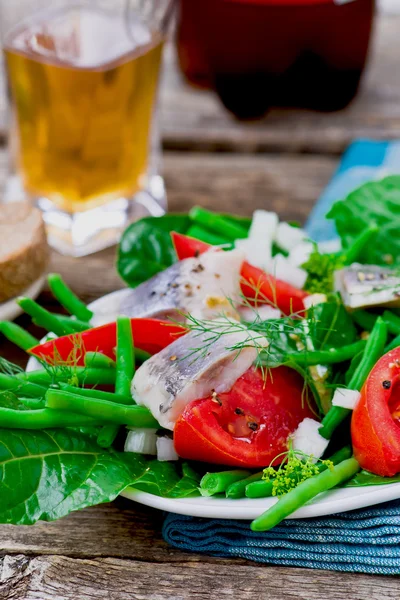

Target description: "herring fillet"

left=119, top=249, right=244, bottom=322
left=132, top=327, right=268, bottom=430
left=335, top=263, right=400, bottom=309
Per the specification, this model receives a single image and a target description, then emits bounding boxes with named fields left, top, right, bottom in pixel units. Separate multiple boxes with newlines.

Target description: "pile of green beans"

left=319, top=317, right=388, bottom=440
left=0, top=275, right=157, bottom=436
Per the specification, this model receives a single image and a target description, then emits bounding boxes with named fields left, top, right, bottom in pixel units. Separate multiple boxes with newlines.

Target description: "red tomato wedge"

left=171, top=232, right=308, bottom=315
left=29, top=319, right=187, bottom=366
left=352, top=348, right=400, bottom=477
left=174, top=366, right=315, bottom=468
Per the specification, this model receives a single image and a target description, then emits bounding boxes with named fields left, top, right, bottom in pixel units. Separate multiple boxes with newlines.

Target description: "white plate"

left=26, top=291, right=400, bottom=521
left=121, top=482, right=400, bottom=520
left=0, top=276, right=46, bottom=322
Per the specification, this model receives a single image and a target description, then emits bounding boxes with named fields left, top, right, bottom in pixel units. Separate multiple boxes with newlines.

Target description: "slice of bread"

left=0, top=203, right=49, bottom=303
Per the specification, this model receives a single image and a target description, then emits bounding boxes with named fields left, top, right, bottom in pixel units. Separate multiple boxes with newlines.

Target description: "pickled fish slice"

left=132, top=326, right=268, bottom=430
left=335, top=263, right=400, bottom=309
left=119, top=248, right=245, bottom=322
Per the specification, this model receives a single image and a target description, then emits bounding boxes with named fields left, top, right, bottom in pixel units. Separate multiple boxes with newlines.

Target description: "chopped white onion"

left=157, top=437, right=179, bottom=462
left=239, top=305, right=281, bottom=322
left=288, top=241, right=315, bottom=267
left=124, top=428, right=157, bottom=455
left=292, top=418, right=329, bottom=462
left=267, top=254, right=308, bottom=289
left=332, top=388, right=361, bottom=411
left=235, top=237, right=272, bottom=270
left=303, top=293, right=328, bottom=310
left=275, top=222, right=307, bottom=253
left=249, top=210, right=279, bottom=241
left=318, top=239, right=342, bottom=254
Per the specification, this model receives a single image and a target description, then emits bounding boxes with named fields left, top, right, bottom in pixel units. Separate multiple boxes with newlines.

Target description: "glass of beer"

left=0, top=0, right=176, bottom=256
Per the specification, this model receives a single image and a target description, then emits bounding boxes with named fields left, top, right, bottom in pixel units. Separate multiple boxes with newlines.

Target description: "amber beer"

left=4, top=7, right=163, bottom=213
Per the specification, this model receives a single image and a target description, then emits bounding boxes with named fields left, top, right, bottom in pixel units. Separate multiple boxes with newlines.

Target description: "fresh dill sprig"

left=0, top=357, right=24, bottom=376
left=262, top=441, right=334, bottom=497
left=34, top=335, right=89, bottom=387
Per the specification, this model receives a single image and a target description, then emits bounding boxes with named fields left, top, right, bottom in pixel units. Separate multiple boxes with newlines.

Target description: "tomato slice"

left=352, top=348, right=400, bottom=477
left=171, top=231, right=308, bottom=315
left=174, top=366, right=316, bottom=468
left=29, top=319, right=187, bottom=366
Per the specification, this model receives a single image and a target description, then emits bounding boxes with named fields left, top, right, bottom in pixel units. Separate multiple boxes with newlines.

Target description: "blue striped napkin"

left=162, top=140, right=400, bottom=574
left=163, top=499, right=400, bottom=574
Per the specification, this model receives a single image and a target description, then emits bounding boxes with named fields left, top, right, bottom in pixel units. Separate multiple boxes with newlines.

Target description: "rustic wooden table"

left=2, top=13, right=400, bottom=600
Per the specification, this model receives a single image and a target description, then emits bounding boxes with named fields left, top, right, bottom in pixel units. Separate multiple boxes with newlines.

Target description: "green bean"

left=351, top=310, right=378, bottom=332
left=320, top=317, right=388, bottom=439
left=0, top=321, right=39, bottom=351
left=383, top=311, right=400, bottom=336
left=54, top=314, right=92, bottom=333
left=84, top=352, right=116, bottom=369
left=45, top=390, right=158, bottom=428
left=245, top=479, right=274, bottom=499
left=189, top=206, right=248, bottom=241
left=17, top=367, right=116, bottom=386
left=251, top=457, right=360, bottom=531
left=48, top=273, right=93, bottom=322
left=343, top=226, right=379, bottom=265
left=0, top=373, right=46, bottom=398
left=225, top=472, right=264, bottom=499
left=58, top=382, right=131, bottom=405
left=115, top=316, right=135, bottom=398
left=200, top=470, right=252, bottom=497
left=0, top=406, right=100, bottom=429
left=17, top=297, right=76, bottom=337
left=293, top=340, right=366, bottom=367
left=186, top=224, right=230, bottom=246
left=97, top=316, right=135, bottom=448
left=246, top=445, right=353, bottom=499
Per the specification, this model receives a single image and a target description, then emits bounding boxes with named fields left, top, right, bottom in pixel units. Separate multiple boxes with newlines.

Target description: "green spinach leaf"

left=345, top=470, right=400, bottom=487
left=130, top=459, right=201, bottom=498
left=117, top=214, right=190, bottom=287
left=327, top=176, right=400, bottom=266
left=0, top=428, right=201, bottom=525
left=117, top=211, right=251, bottom=288
left=309, top=294, right=357, bottom=349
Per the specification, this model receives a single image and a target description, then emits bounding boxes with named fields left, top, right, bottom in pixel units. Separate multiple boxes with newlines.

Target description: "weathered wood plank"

left=1, top=554, right=399, bottom=600
left=0, top=500, right=196, bottom=563
left=160, top=16, right=400, bottom=154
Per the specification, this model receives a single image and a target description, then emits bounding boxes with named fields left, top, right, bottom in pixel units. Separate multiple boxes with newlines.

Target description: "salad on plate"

left=2, top=176, right=400, bottom=532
